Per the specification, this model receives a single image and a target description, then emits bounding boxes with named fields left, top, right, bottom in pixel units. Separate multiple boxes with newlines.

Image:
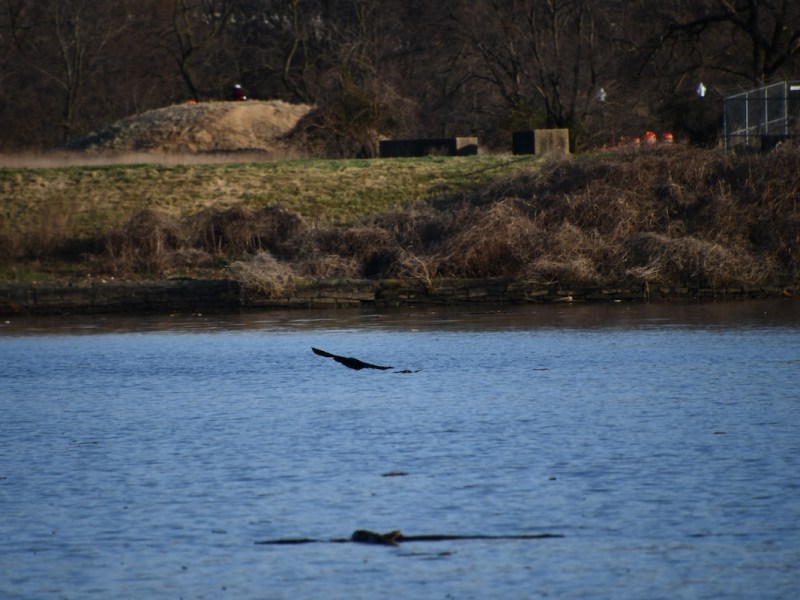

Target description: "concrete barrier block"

left=513, top=129, right=570, bottom=155
left=379, top=137, right=478, bottom=157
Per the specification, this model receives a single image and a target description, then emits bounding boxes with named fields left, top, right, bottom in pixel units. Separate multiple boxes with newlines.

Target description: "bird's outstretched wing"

left=312, top=347, right=393, bottom=370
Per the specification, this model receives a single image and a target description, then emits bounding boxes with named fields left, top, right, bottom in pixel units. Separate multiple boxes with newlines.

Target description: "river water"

left=1, top=300, right=799, bottom=599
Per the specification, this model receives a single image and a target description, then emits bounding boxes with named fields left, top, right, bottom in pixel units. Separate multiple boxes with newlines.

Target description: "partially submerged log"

left=255, top=529, right=564, bottom=546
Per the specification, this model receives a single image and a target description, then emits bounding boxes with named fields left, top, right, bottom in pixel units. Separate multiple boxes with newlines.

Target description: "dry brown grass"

left=230, top=251, right=296, bottom=299
left=431, top=200, right=542, bottom=278
left=99, top=209, right=185, bottom=275
left=187, top=204, right=305, bottom=257
left=625, top=233, right=762, bottom=287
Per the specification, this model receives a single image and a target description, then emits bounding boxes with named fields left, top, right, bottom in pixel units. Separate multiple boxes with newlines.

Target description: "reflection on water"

left=1, top=299, right=799, bottom=599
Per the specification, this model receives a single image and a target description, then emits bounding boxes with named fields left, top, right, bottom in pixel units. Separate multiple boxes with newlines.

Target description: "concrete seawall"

left=0, top=278, right=793, bottom=316
left=0, top=279, right=239, bottom=316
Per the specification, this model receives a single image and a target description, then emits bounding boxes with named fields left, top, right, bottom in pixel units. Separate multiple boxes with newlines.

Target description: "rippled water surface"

left=2, top=301, right=800, bottom=598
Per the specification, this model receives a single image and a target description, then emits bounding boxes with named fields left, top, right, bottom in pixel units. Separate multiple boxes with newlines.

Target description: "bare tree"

left=449, top=0, right=618, bottom=147
left=5, top=0, right=795, bottom=151
left=233, top=0, right=419, bottom=156
left=228, top=0, right=331, bottom=103
left=1, top=0, right=137, bottom=142
left=169, top=0, right=242, bottom=100
left=52, top=1, right=134, bottom=140
left=643, top=0, right=800, bottom=86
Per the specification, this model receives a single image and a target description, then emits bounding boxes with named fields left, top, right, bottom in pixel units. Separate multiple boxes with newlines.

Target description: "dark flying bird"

left=312, top=347, right=393, bottom=371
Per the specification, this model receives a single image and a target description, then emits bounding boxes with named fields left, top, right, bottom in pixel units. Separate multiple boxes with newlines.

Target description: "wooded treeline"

left=2, top=0, right=799, bottom=155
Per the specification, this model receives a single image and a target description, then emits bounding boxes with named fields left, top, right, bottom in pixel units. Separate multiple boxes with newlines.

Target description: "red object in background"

left=230, top=84, right=247, bottom=101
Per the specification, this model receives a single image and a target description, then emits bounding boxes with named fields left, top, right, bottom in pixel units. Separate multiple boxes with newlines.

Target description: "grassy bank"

left=0, top=154, right=535, bottom=232
left=0, top=154, right=538, bottom=280
left=1, top=148, right=798, bottom=294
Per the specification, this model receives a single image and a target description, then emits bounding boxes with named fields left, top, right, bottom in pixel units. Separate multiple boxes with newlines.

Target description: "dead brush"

left=721, top=149, right=800, bottom=272
left=293, top=251, right=360, bottom=279
left=188, top=203, right=308, bottom=259
left=191, top=204, right=259, bottom=256
left=304, top=225, right=402, bottom=277
left=394, top=253, right=439, bottom=287
left=433, top=199, right=544, bottom=277
left=103, top=209, right=183, bottom=275
left=625, top=233, right=766, bottom=287
left=250, top=204, right=308, bottom=257
left=524, top=256, right=599, bottom=285
left=521, top=222, right=605, bottom=285
left=362, top=202, right=451, bottom=253
left=230, top=251, right=296, bottom=299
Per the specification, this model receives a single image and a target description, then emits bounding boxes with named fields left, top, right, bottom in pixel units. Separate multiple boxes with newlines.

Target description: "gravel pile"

left=67, top=100, right=315, bottom=157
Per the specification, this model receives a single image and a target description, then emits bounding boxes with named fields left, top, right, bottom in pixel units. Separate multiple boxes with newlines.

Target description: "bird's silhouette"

left=312, top=347, right=392, bottom=370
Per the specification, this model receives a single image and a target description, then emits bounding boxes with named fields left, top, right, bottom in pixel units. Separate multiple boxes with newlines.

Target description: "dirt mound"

left=67, top=100, right=316, bottom=157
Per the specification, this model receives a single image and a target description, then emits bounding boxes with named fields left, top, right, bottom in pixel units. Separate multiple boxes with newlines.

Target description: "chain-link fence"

left=723, top=81, right=800, bottom=151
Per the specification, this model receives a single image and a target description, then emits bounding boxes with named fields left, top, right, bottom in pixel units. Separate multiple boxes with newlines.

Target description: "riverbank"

left=3, top=147, right=799, bottom=305
left=0, top=278, right=793, bottom=316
